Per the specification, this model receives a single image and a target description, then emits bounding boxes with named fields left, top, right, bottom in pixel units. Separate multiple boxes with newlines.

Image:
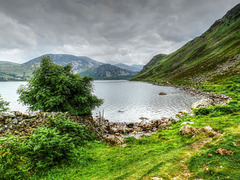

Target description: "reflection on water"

left=92, top=80, right=200, bottom=122
left=0, top=80, right=200, bottom=122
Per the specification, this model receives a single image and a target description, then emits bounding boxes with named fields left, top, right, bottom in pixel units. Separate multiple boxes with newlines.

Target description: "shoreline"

left=150, top=82, right=231, bottom=106
left=92, top=82, right=232, bottom=145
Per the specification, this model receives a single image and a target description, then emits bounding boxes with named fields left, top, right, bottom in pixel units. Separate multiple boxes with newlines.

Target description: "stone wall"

left=0, top=111, right=93, bottom=137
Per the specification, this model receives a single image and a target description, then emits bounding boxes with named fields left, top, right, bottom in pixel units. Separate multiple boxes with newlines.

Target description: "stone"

left=0, top=115, right=4, bottom=121
left=1, top=112, right=15, bottom=118
left=29, top=112, right=38, bottom=118
left=105, top=135, right=126, bottom=146
left=159, top=92, right=167, bottom=95
left=152, top=177, right=163, bottom=180
left=0, top=127, right=4, bottom=132
left=194, top=125, right=216, bottom=137
left=181, top=121, right=195, bottom=125
left=127, top=122, right=134, bottom=128
left=216, top=148, right=233, bottom=155
left=22, top=113, right=29, bottom=118
left=12, top=118, right=18, bottom=124
left=179, top=125, right=197, bottom=135
left=191, top=99, right=214, bottom=109
left=14, top=111, right=22, bottom=116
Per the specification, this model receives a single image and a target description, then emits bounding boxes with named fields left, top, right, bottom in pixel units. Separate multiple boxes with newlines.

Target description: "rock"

left=14, top=111, right=22, bottom=116
left=22, top=113, right=29, bottom=118
left=109, top=127, right=118, bottom=134
left=1, top=112, right=15, bottom=118
left=179, top=125, right=197, bottom=135
left=29, top=112, right=38, bottom=118
left=159, top=92, right=167, bottom=95
left=0, top=115, right=4, bottom=121
left=152, top=177, right=163, bottom=180
left=216, top=148, right=233, bottom=155
left=127, top=122, right=134, bottom=128
left=105, top=135, right=126, bottom=146
left=181, top=121, right=195, bottom=125
left=0, top=127, right=4, bottom=132
left=193, top=125, right=216, bottom=137
left=191, top=99, right=214, bottom=109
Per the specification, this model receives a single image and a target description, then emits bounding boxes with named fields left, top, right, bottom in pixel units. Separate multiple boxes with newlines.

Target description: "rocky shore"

left=176, top=85, right=231, bottom=105
left=151, top=82, right=231, bottom=106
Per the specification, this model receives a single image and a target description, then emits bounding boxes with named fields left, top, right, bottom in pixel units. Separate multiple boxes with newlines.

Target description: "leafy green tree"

left=0, top=94, right=9, bottom=112
left=17, top=56, right=102, bottom=115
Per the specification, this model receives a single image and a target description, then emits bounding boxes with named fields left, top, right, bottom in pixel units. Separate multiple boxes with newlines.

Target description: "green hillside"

left=0, top=61, right=31, bottom=81
left=80, top=64, right=137, bottom=80
left=132, top=3, right=240, bottom=85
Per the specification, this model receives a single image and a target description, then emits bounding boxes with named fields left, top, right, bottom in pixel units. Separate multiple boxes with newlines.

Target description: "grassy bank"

left=1, top=76, right=240, bottom=180
left=31, top=76, right=240, bottom=180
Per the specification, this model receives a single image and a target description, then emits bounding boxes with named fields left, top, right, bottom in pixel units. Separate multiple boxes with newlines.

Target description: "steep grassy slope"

left=139, top=54, right=167, bottom=74
left=132, top=3, right=240, bottom=84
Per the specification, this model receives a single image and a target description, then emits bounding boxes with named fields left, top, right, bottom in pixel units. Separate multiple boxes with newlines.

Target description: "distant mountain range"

left=114, top=63, right=144, bottom=72
left=132, top=3, right=240, bottom=84
left=80, top=64, right=137, bottom=80
left=0, top=54, right=142, bottom=81
left=24, top=54, right=104, bottom=73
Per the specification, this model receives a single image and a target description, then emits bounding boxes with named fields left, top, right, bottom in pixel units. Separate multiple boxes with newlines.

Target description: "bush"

left=24, top=116, right=98, bottom=170
left=24, top=126, right=76, bottom=170
left=194, top=102, right=240, bottom=117
left=18, top=56, right=103, bottom=115
left=48, top=115, right=98, bottom=146
left=0, top=135, right=27, bottom=180
left=0, top=116, right=98, bottom=175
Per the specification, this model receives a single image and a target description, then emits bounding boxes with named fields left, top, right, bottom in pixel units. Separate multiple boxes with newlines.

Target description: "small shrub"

left=24, top=116, right=98, bottom=170
left=194, top=107, right=211, bottom=116
left=24, top=126, right=76, bottom=170
left=48, top=115, right=98, bottom=146
left=0, top=135, right=27, bottom=180
left=194, top=103, right=240, bottom=117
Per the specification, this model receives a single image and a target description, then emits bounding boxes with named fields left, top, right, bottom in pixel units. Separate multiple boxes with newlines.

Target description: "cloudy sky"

left=0, top=0, right=239, bottom=65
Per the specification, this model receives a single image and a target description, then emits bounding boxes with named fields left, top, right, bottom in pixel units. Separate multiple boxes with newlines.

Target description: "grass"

left=26, top=76, right=240, bottom=180
left=0, top=76, right=239, bottom=179
left=31, top=114, right=239, bottom=180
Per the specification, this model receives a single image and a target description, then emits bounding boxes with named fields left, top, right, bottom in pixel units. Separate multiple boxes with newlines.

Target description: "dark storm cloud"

left=0, top=0, right=239, bottom=64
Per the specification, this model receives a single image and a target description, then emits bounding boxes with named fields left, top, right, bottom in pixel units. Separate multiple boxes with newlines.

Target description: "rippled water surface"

left=0, top=80, right=200, bottom=122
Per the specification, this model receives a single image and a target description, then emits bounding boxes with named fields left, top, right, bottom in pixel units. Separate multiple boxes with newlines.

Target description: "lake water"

left=0, top=80, right=200, bottom=122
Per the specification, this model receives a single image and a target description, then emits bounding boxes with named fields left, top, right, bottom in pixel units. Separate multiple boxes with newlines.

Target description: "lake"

left=0, top=80, right=200, bottom=122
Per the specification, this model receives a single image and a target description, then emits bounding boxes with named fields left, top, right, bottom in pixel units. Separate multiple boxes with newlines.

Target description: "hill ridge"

left=132, top=3, right=240, bottom=84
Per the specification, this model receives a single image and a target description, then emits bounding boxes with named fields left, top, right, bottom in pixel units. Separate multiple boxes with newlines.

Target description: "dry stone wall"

left=0, top=111, right=93, bottom=137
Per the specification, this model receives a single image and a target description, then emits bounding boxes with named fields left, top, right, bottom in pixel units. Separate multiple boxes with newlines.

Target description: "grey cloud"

left=0, top=0, right=239, bottom=64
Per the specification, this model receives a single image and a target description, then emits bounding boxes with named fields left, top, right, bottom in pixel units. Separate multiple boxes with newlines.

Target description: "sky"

left=0, top=0, right=239, bottom=65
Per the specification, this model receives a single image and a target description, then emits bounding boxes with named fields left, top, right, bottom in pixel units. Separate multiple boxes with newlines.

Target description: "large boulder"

left=193, top=125, right=217, bottom=137
left=191, top=99, right=214, bottom=109
left=179, top=125, right=197, bottom=135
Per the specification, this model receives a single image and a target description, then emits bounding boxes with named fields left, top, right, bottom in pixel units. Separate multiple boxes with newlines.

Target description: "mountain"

left=24, top=54, right=104, bottom=73
left=138, top=54, right=167, bottom=74
left=80, top=64, right=137, bottom=80
left=132, top=3, right=240, bottom=84
left=115, top=63, right=144, bottom=72
left=0, top=61, right=31, bottom=81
